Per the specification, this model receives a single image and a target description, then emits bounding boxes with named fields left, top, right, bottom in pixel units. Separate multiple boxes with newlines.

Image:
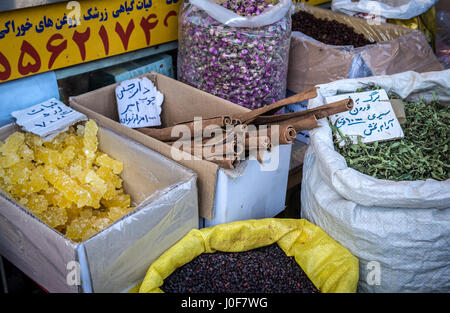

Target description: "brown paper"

left=387, top=99, right=406, bottom=124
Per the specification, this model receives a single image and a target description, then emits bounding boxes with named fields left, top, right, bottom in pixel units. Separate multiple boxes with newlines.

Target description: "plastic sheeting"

left=177, top=0, right=292, bottom=109
left=331, top=0, right=437, bottom=20
left=139, top=218, right=359, bottom=293
left=436, top=10, right=450, bottom=69
left=301, top=70, right=450, bottom=292
left=0, top=123, right=199, bottom=293
left=190, top=0, right=292, bottom=27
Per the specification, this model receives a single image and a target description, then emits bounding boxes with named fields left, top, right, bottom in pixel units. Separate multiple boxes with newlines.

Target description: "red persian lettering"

left=18, top=40, right=41, bottom=76
left=115, top=19, right=135, bottom=51
left=98, top=25, right=109, bottom=56
left=140, top=14, right=158, bottom=46
left=72, top=28, right=91, bottom=61
left=0, top=51, right=11, bottom=81
left=164, top=10, right=177, bottom=27
left=47, top=34, right=67, bottom=69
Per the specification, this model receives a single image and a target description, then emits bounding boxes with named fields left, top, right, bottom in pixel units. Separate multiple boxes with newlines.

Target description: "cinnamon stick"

left=174, top=115, right=233, bottom=127
left=137, top=118, right=225, bottom=142
left=253, top=98, right=353, bottom=125
left=234, top=87, right=319, bottom=124
left=273, top=114, right=319, bottom=132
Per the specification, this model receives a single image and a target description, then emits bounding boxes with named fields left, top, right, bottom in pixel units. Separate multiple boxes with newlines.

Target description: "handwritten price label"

left=326, top=89, right=404, bottom=145
left=11, top=98, right=87, bottom=141
left=116, top=77, right=163, bottom=128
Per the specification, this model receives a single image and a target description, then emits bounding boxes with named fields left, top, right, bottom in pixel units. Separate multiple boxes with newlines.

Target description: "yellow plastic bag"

left=139, top=218, right=359, bottom=293
left=388, top=6, right=436, bottom=50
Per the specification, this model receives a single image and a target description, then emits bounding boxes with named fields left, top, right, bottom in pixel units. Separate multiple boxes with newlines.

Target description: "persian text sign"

left=116, top=77, right=163, bottom=128
left=326, top=89, right=404, bottom=145
left=11, top=98, right=87, bottom=140
left=0, top=0, right=181, bottom=82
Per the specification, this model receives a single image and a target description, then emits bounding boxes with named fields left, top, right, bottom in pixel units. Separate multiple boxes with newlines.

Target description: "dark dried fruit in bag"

left=161, top=243, right=320, bottom=293
left=292, top=10, right=372, bottom=47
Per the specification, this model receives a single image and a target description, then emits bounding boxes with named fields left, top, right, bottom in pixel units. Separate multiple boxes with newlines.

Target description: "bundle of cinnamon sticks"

left=137, top=87, right=353, bottom=170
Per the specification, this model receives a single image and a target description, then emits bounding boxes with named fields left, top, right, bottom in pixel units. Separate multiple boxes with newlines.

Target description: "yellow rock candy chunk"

left=20, top=194, right=48, bottom=215
left=0, top=132, right=24, bottom=168
left=83, top=120, right=98, bottom=160
left=18, top=144, right=34, bottom=161
left=95, top=154, right=123, bottom=175
left=85, top=170, right=107, bottom=195
left=91, top=217, right=112, bottom=231
left=64, top=134, right=83, bottom=152
left=108, top=206, right=134, bottom=221
left=96, top=166, right=122, bottom=200
left=47, top=188, right=73, bottom=209
left=0, top=120, right=136, bottom=243
left=0, top=132, right=24, bottom=155
left=101, top=191, right=130, bottom=209
left=28, top=166, right=49, bottom=193
left=7, top=161, right=32, bottom=185
left=65, top=217, right=91, bottom=242
left=25, top=132, right=43, bottom=149
left=38, top=206, right=68, bottom=228
left=59, top=145, right=76, bottom=168
left=36, top=147, right=60, bottom=166
left=43, top=165, right=93, bottom=208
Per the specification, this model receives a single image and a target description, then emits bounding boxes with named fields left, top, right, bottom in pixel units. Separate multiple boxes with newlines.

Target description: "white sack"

left=301, top=70, right=450, bottom=292
left=331, top=0, right=437, bottom=20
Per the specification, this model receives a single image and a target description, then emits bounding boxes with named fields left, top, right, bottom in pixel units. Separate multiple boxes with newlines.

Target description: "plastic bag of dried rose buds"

left=178, top=0, right=292, bottom=110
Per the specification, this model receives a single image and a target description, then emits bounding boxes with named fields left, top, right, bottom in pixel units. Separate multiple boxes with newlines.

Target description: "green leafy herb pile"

left=331, top=92, right=449, bottom=181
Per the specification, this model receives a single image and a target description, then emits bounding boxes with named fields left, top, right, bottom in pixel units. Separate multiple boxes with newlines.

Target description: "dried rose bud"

left=178, top=0, right=291, bottom=109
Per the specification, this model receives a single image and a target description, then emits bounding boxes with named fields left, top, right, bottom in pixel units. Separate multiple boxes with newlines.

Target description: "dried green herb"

left=331, top=92, right=450, bottom=181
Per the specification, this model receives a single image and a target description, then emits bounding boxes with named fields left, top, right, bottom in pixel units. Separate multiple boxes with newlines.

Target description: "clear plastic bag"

left=436, top=10, right=450, bottom=69
left=177, top=0, right=292, bottom=109
left=331, top=0, right=437, bottom=20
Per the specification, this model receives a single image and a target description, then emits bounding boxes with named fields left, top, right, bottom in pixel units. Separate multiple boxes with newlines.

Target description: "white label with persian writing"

left=11, top=98, right=87, bottom=141
left=326, top=89, right=404, bottom=145
left=116, top=77, right=163, bottom=128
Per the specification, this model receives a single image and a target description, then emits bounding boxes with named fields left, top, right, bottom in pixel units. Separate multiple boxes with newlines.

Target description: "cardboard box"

left=288, top=3, right=444, bottom=92
left=70, top=73, right=292, bottom=221
left=0, top=122, right=198, bottom=293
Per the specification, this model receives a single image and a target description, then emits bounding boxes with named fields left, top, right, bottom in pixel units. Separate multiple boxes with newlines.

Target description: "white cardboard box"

left=70, top=72, right=292, bottom=224
left=0, top=122, right=198, bottom=293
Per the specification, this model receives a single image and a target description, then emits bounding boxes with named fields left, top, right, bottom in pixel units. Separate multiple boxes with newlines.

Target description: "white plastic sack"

left=190, top=0, right=292, bottom=27
left=331, top=0, right=437, bottom=20
left=301, top=70, right=450, bottom=292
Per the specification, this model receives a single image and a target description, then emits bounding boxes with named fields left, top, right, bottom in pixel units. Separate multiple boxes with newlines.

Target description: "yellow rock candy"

left=0, top=120, right=135, bottom=243
left=83, top=120, right=98, bottom=160
left=95, top=154, right=123, bottom=175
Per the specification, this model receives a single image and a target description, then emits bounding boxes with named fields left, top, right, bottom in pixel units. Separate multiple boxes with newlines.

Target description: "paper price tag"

left=11, top=98, right=87, bottom=141
left=326, top=89, right=404, bottom=145
left=116, top=77, right=163, bottom=128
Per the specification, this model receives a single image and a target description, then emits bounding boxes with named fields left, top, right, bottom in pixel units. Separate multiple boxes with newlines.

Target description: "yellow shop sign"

left=0, top=0, right=181, bottom=82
